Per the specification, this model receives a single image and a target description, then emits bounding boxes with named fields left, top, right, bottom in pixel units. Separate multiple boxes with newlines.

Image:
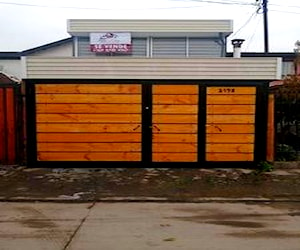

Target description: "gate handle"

left=133, top=125, right=141, bottom=131
left=149, top=125, right=161, bottom=131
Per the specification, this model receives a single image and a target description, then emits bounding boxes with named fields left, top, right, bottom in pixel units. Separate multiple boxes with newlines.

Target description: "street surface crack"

left=63, top=201, right=96, bottom=250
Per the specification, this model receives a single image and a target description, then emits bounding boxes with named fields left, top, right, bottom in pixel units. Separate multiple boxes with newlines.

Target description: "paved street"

left=0, top=202, right=299, bottom=250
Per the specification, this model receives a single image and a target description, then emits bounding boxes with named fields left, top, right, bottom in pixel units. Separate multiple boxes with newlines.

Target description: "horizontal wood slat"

left=206, top=95, right=256, bottom=105
left=153, top=153, right=197, bottom=162
left=37, top=123, right=142, bottom=133
left=36, top=114, right=141, bottom=123
left=206, top=153, right=254, bottom=161
left=153, top=114, right=198, bottom=124
left=153, top=85, right=198, bottom=94
left=153, top=143, right=197, bottom=153
left=36, top=84, right=141, bottom=94
left=153, top=95, right=198, bottom=104
left=37, top=152, right=141, bottom=161
left=37, top=133, right=141, bottom=142
left=206, top=124, right=254, bottom=134
left=206, top=134, right=254, bottom=143
left=153, top=104, right=198, bottom=114
left=207, top=87, right=256, bottom=95
left=207, top=105, right=255, bottom=114
left=36, top=104, right=141, bottom=114
left=152, top=124, right=197, bottom=134
left=38, top=142, right=141, bottom=152
left=206, top=143, right=254, bottom=153
left=36, top=94, right=141, bottom=104
left=152, top=134, right=197, bottom=143
left=206, top=115, right=255, bottom=124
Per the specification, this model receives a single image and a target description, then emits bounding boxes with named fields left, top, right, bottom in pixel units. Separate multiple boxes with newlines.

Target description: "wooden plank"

left=153, top=143, right=197, bottom=153
left=37, top=142, right=141, bottom=152
left=37, top=133, right=141, bottom=142
left=153, top=104, right=198, bottom=114
left=206, top=114, right=255, bottom=124
left=207, top=105, right=255, bottom=114
left=5, top=88, right=16, bottom=164
left=206, top=134, right=254, bottom=143
left=36, top=94, right=141, bottom=104
left=207, top=87, right=256, bottom=95
left=206, top=143, right=254, bottom=153
left=206, top=95, right=256, bottom=105
left=153, top=153, right=197, bottom=162
left=152, top=124, right=197, bottom=134
left=153, top=114, right=198, bottom=124
left=0, top=89, right=5, bottom=162
left=37, top=152, right=141, bottom=161
left=266, top=93, right=275, bottom=162
left=37, top=123, right=142, bottom=133
left=153, top=95, right=198, bottom=104
left=36, top=104, right=141, bottom=114
left=36, top=114, right=141, bottom=123
left=153, top=85, right=198, bottom=94
left=153, top=134, right=197, bottom=143
left=206, top=153, right=254, bottom=161
left=206, top=124, right=254, bottom=134
left=36, top=84, right=141, bottom=94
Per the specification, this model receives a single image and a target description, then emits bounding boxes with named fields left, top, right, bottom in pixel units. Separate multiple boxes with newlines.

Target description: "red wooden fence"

left=0, top=78, right=22, bottom=165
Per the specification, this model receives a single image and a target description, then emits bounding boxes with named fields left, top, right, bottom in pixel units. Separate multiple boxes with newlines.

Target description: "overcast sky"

left=0, top=0, right=299, bottom=52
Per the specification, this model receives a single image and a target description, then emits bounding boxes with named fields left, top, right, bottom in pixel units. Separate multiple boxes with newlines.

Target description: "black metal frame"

left=25, top=79, right=270, bottom=168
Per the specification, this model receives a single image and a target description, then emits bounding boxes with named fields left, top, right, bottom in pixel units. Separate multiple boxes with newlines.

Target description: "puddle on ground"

left=205, top=220, right=264, bottom=228
left=226, top=230, right=300, bottom=238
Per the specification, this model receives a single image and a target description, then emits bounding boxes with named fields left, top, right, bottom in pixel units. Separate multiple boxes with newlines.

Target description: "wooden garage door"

left=206, top=86, right=256, bottom=161
left=152, top=85, right=198, bottom=162
left=35, top=84, right=142, bottom=161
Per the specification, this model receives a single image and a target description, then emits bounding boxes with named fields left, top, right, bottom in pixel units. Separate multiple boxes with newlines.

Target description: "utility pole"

left=262, top=0, right=269, bottom=53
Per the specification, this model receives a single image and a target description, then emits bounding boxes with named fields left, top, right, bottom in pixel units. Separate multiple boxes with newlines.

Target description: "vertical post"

left=263, top=0, right=269, bottom=53
left=267, top=93, right=275, bottom=162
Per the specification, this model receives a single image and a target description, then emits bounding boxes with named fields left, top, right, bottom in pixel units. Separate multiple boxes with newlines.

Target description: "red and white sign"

left=90, top=33, right=132, bottom=53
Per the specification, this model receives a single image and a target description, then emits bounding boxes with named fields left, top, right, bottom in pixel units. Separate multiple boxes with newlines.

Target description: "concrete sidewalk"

left=0, top=165, right=300, bottom=202
left=0, top=202, right=300, bottom=250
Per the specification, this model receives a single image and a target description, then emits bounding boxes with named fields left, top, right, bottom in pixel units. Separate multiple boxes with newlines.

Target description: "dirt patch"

left=226, top=230, right=300, bottom=238
left=206, top=220, right=265, bottom=228
left=1, top=167, right=300, bottom=200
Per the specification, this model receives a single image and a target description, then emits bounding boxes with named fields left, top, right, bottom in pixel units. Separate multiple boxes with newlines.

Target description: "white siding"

left=28, top=42, right=73, bottom=57
left=23, top=57, right=281, bottom=80
left=68, top=19, right=233, bottom=36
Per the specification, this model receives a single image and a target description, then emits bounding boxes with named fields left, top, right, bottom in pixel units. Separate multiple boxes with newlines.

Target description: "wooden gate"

left=26, top=80, right=268, bottom=167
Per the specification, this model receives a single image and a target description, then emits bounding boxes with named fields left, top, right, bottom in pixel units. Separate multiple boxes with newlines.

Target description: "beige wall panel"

left=24, top=57, right=281, bottom=80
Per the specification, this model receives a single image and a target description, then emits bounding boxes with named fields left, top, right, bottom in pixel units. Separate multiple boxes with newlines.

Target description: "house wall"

left=27, top=42, right=73, bottom=57
left=23, top=57, right=281, bottom=80
left=0, top=60, right=22, bottom=79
